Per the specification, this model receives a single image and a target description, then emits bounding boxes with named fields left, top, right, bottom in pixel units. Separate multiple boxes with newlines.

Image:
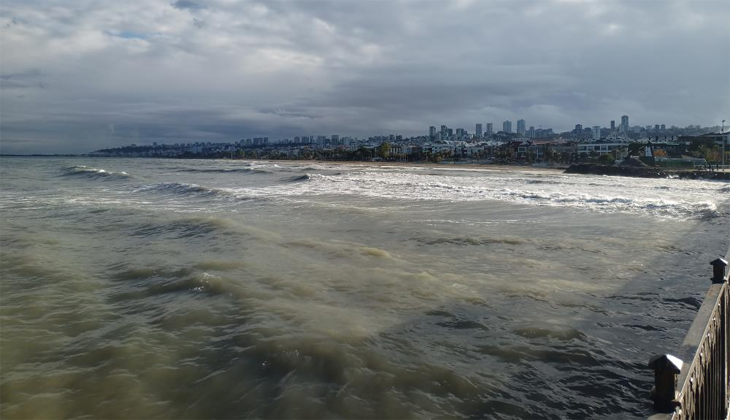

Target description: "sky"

left=0, top=0, right=728, bottom=154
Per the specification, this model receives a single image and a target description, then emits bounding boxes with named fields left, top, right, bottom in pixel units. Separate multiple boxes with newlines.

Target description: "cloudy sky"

left=0, top=0, right=728, bottom=154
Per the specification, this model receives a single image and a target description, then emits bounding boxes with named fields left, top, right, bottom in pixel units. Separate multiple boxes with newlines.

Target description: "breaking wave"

left=176, top=168, right=270, bottom=174
left=136, top=182, right=232, bottom=198
left=266, top=172, right=723, bottom=220
left=60, top=165, right=131, bottom=180
left=496, top=188, right=721, bottom=220
left=284, top=174, right=311, bottom=183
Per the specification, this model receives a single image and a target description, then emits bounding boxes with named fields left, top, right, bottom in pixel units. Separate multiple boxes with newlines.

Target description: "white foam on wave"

left=235, top=170, right=725, bottom=220
left=135, top=182, right=233, bottom=198
left=61, top=165, right=131, bottom=180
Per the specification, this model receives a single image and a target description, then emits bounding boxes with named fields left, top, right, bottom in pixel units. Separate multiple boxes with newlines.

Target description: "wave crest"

left=284, top=174, right=311, bottom=183
left=61, top=165, right=131, bottom=180
left=136, top=182, right=231, bottom=198
left=176, top=168, right=270, bottom=174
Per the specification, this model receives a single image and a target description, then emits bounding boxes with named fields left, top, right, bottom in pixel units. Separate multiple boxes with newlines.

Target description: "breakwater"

left=566, top=163, right=730, bottom=180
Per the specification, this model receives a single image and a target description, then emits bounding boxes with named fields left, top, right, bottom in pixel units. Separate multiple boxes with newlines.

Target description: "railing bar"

left=710, top=328, right=722, bottom=419
left=725, top=290, right=728, bottom=419
left=711, top=323, right=716, bottom=417
left=712, top=328, right=722, bottom=418
left=649, top=251, right=730, bottom=420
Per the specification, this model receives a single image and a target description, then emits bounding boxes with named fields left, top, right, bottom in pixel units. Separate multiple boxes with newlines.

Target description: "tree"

left=697, top=145, right=721, bottom=163
left=376, top=142, right=391, bottom=159
left=627, top=142, right=644, bottom=157
left=545, top=148, right=560, bottom=163
left=597, top=153, right=615, bottom=165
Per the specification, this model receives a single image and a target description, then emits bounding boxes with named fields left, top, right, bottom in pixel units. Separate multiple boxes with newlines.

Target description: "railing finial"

left=711, top=257, right=728, bottom=283
left=648, top=354, right=683, bottom=412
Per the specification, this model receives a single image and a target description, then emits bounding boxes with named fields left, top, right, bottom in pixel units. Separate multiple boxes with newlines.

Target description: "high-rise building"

left=610, top=120, right=616, bottom=131
left=486, top=123, right=493, bottom=136
left=429, top=126, right=436, bottom=139
left=332, top=135, right=339, bottom=143
left=528, top=126, right=535, bottom=138
left=503, top=120, right=512, bottom=133
left=655, top=124, right=660, bottom=132
left=456, top=128, right=464, bottom=138
left=476, top=123, right=483, bottom=138
left=621, top=115, right=629, bottom=133
left=575, top=124, right=583, bottom=136
left=440, top=125, right=447, bottom=137
left=517, top=119, right=526, bottom=135
left=592, top=126, right=601, bottom=140
left=660, top=124, right=666, bottom=131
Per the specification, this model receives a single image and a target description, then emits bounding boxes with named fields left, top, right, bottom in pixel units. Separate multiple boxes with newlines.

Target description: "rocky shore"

left=565, top=163, right=667, bottom=178
left=565, top=163, right=730, bottom=180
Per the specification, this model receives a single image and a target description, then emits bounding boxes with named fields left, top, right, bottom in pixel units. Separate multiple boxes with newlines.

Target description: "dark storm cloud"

left=0, top=0, right=728, bottom=153
left=172, top=0, right=205, bottom=11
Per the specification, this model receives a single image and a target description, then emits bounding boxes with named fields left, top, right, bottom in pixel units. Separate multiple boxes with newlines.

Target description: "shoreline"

left=246, top=159, right=569, bottom=173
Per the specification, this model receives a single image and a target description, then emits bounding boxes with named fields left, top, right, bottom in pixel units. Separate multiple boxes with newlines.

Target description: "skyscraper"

left=503, top=120, right=512, bottom=134
left=621, top=115, right=629, bottom=133
left=476, top=123, right=483, bottom=138
left=575, top=124, right=583, bottom=136
left=516, top=119, right=526, bottom=135
left=440, top=125, right=447, bottom=138
left=592, top=126, right=601, bottom=140
left=486, top=123, right=493, bottom=136
left=429, top=126, right=436, bottom=139
left=610, top=120, right=616, bottom=131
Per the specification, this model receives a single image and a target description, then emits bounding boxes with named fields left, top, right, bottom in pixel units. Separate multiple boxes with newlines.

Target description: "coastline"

left=245, top=159, right=568, bottom=173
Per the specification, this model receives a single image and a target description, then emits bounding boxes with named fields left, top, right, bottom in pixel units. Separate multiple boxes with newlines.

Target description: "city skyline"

left=1, top=0, right=729, bottom=154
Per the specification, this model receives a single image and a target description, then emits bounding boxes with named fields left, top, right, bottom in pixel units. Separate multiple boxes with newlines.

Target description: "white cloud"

left=0, top=0, right=728, bottom=153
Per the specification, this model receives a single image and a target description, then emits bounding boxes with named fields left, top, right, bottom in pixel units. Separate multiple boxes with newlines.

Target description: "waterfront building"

left=503, top=120, right=512, bottom=134
left=576, top=141, right=629, bottom=159
left=517, top=119, right=526, bottom=135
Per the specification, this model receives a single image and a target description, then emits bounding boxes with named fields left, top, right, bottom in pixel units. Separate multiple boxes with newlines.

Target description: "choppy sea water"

left=1, top=157, right=728, bottom=419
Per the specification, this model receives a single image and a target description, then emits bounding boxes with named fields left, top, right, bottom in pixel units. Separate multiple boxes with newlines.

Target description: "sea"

left=1, top=157, right=728, bottom=419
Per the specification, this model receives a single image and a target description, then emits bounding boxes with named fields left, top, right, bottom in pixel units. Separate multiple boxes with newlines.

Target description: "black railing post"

left=649, top=354, right=683, bottom=412
left=711, top=258, right=728, bottom=284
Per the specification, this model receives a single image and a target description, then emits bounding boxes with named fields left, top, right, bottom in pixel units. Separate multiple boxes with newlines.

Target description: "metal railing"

left=694, top=164, right=730, bottom=171
left=649, top=251, right=730, bottom=419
